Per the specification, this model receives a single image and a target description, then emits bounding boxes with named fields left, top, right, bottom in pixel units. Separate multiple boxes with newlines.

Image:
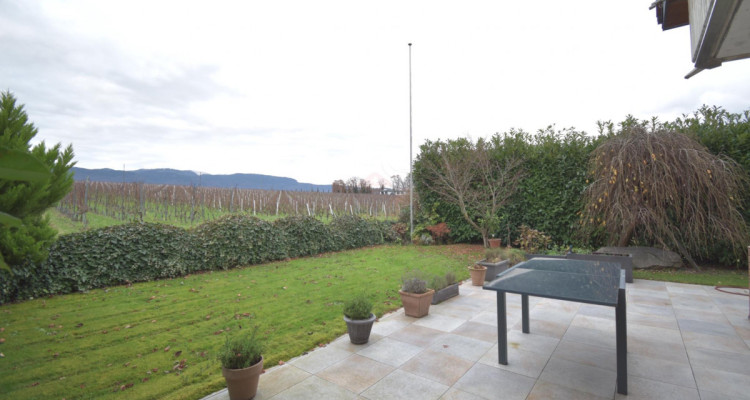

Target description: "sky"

left=2, top=1, right=750, bottom=186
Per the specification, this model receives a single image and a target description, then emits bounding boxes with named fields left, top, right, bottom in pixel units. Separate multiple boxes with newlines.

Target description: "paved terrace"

left=204, top=279, right=750, bottom=400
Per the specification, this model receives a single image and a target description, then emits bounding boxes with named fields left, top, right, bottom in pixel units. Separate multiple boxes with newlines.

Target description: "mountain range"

left=70, top=167, right=331, bottom=192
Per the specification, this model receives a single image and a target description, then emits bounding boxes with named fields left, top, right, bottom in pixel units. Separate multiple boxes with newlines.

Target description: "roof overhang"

left=652, top=0, right=750, bottom=78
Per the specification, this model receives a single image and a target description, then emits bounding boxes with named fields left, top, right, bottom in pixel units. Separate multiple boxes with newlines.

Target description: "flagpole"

left=408, top=43, right=414, bottom=240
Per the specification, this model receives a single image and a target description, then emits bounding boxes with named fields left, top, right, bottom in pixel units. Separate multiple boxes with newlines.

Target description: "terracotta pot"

left=344, top=313, right=376, bottom=344
left=488, top=238, right=502, bottom=248
left=399, top=289, right=435, bottom=317
left=222, top=356, right=263, bottom=400
left=469, top=265, right=487, bottom=286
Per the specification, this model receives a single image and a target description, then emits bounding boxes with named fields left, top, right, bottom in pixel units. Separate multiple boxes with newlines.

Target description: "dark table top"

left=483, top=258, right=623, bottom=306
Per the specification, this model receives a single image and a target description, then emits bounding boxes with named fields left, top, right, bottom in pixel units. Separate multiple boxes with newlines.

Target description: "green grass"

left=0, top=244, right=485, bottom=400
left=633, top=267, right=748, bottom=287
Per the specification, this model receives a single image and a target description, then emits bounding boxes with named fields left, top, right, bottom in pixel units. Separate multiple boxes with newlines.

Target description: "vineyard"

left=57, top=180, right=407, bottom=227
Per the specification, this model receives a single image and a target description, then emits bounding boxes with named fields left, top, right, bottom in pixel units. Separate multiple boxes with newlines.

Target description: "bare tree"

left=390, top=175, right=404, bottom=193
left=581, top=127, right=749, bottom=270
left=418, top=138, right=524, bottom=247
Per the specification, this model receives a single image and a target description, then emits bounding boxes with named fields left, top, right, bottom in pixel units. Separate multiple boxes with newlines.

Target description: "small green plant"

left=444, top=271, right=456, bottom=285
left=430, top=270, right=457, bottom=290
left=429, top=274, right=448, bottom=291
left=484, top=248, right=502, bottom=262
left=401, top=269, right=428, bottom=293
left=343, top=294, right=373, bottom=320
left=217, top=327, right=263, bottom=370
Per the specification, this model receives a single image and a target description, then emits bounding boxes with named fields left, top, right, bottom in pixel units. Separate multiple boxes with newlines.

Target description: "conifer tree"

left=0, top=91, right=75, bottom=268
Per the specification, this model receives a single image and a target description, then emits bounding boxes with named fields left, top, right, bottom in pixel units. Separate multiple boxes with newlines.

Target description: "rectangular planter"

left=476, top=259, right=510, bottom=281
left=431, top=283, right=459, bottom=304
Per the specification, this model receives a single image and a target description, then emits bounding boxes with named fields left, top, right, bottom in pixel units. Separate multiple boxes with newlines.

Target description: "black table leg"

left=497, top=291, right=508, bottom=365
left=522, top=294, right=529, bottom=333
left=616, top=287, right=627, bottom=395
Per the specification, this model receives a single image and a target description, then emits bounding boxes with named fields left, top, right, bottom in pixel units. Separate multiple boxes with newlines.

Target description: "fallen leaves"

left=163, top=346, right=170, bottom=352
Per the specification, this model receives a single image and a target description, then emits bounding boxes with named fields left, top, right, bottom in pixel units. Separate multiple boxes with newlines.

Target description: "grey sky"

left=2, top=0, right=749, bottom=186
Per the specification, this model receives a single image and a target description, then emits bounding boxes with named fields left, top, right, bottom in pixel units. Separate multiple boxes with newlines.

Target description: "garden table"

left=483, top=258, right=628, bottom=395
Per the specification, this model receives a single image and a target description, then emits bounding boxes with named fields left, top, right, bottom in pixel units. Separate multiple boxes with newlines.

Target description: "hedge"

left=413, top=107, right=750, bottom=265
left=0, top=215, right=395, bottom=303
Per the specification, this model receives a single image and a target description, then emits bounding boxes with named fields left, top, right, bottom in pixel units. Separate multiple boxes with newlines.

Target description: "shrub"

left=273, top=216, right=337, bottom=258
left=514, top=225, right=551, bottom=253
left=401, top=269, right=428, bottom=293
left=444, top=271, right=456, bottom=285
left=425, top=222, right=450, bottom=244
left=342, top=294, right=373, bottom=320
left=195, top=215, right=287, bottom=270
left=389, top=222, right=409, bottom=245
left=429, top=274, right=448, bottom=291
left=217, top=327, right=263, bottom=370
left=485, top=248, right=503, bottom=262
left=50, top=223, right=198, bottom=290
left=329, top=215, right=383, bottom=250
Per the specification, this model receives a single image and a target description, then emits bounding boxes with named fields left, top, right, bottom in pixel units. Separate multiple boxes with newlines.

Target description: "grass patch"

left=633, top=266, right=748, bottom=287
left=0, top=244, right=484, bottom=400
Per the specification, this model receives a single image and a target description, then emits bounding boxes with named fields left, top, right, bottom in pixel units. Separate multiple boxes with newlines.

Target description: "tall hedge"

left=413, top=127, right=599, bottom=248
left=413, top=106, right=749, bottom=266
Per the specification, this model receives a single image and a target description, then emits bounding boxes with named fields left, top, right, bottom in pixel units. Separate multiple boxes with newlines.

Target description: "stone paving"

left=203, top=279, right=750, bottom=400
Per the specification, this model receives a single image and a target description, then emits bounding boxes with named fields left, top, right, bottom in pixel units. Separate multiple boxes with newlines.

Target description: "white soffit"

left=717, top=1, right=750, bottom=58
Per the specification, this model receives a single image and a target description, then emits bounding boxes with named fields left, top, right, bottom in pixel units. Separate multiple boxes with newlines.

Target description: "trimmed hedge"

left=330, top=215, right=385, bottom=250
left=273, top=216, right=338, bottom=258
left=0, top=215, right=395, bottom=303
left=195, top=215, right=287, bottom=270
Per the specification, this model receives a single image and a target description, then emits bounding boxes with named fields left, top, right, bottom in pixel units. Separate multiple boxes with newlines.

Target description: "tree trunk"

left=617, top=219, right=637, bottom=247
left=665, top=230, right=702, bottom=271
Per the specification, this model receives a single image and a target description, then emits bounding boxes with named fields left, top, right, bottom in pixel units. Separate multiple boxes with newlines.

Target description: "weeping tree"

left=581, top=126, right=749, bottom=270
left=416, top=137, right=524, bottom=247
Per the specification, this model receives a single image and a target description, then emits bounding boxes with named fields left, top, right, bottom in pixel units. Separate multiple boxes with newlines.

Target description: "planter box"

left=431, top=283, right=459, bottom=304
left=488, top=238, right=502, bottom=248
left=476, top=259, right=510, bottom=281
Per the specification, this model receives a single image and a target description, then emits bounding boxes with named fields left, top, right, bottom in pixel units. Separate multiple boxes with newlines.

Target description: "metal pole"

left=408, top=43, right=414, bottom=240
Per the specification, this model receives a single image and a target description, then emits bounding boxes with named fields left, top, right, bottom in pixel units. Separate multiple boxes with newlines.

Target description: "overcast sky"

left=2, top=1, right=749, bottom=186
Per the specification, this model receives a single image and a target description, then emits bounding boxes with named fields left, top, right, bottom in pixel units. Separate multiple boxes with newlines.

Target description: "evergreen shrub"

left=273, top=216, right=337, bottom=258
left=195, top=215, right=288, bottom=270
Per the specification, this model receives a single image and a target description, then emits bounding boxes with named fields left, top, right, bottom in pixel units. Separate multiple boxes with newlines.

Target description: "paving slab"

left=202, top=278, right=750, bottom=400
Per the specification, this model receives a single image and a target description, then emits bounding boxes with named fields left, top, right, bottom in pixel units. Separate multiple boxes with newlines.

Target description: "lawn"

left=0, top=244, right=484, bottom=400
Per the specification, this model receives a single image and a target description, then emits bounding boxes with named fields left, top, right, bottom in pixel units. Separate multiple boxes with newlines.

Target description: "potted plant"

left=430, top=271, right=459, bottom=304
left=399, top=270, right=434, bottom=317
left=488, top=235, right=502, bottom=248
left=476, top=248, right=510, bottom=281
left=343, top=294, right=376, bottom=344
left=218, top=328, right=264, bottom=400
left=468, top=262, right=487, bottom=286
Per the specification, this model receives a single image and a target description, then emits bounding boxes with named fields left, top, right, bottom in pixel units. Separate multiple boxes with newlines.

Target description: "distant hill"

left=71, top=167, right=331, bottom=192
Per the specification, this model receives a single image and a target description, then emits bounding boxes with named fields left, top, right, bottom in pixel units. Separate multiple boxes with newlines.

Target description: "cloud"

left=2, top=0, right=749, bottom=185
